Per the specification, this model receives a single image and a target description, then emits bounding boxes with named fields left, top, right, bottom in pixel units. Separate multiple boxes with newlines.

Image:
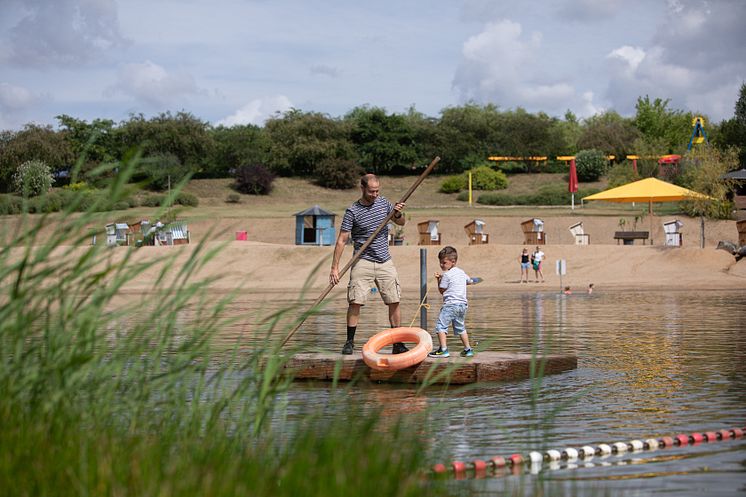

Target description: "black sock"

left=346, top=326, right=356, bottom=342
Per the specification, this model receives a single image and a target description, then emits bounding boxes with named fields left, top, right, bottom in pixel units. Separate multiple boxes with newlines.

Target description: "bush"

left=175, top=192, right=199, bottom=207
left=0, top=194, right=22, bottom=215
left=439, top=175, right=467, bottom=193
left=235, top=163, right=276, bottom=195
left=313, top=158, right=362, bottom=189
left=607, top=161, right=641, bottom=188
left=495, top=161, right=527, bottom=174
left=543, top=160, right=569, bottom=174
left=226, top=193, right=241, bottom=203
left=142, top=194, right=166, bottom=207
left=13, top=159, right=54, bottom=197
left=62, top=181, right=91, bottom=192
left=575, top=149, right=607, bottom=182
left=476, top=184, right=601, bottom=206
left=468, top=165, right=508, bottom=190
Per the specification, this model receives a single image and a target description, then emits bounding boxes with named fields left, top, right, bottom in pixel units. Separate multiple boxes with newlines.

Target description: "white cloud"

left=607, top=46, right=646, bottom=73
left=0, top=82, right=37, bottom=111
left=453, top=19, right=600, bottom=117
left=216, top=95, right=293, bottom=126
left=3, top=0, right=126, bottom=67
left=106, top=60, right=201, bottom=108
left=604, top=0, right=746, bottom=120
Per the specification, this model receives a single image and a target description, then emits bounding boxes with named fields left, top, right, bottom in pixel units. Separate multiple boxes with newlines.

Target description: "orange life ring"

left=362, top=327, right=432, bottom=371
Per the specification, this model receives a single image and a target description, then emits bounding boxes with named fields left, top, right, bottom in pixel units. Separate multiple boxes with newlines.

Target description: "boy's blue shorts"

left=435, top=303, right=468, bottom=335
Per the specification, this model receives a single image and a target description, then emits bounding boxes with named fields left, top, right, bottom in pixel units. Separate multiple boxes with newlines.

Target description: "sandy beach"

left=117, top=213, right=746, bottom=294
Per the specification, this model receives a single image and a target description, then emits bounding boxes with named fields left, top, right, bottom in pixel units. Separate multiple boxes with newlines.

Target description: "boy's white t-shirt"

left=440, top=266, right=471, bottom=305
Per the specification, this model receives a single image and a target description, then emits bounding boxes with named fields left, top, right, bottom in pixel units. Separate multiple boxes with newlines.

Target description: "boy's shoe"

left=392, top=342, right=409, bottom=354
left=341, top=340, right=354, bottom=355
left=428, top=347, right=450, bottom=358
left=460, top=348, right=474, bottom=357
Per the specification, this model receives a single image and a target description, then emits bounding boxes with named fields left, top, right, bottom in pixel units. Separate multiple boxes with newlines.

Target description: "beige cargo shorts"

left=348, top=258, right=401, bottom=305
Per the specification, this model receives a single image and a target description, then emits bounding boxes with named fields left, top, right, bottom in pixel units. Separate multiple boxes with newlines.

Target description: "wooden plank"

left=280, top=351, right=577, bottom=385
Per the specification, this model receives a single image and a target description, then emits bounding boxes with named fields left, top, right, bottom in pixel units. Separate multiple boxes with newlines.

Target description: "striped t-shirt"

left=340, top=196, right=393, bottom=263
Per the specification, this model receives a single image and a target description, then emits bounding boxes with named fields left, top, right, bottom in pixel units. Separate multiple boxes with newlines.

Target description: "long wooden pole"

left=281, top=156, right=441, bottom=346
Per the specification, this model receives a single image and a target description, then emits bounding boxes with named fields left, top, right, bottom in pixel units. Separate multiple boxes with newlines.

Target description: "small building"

left=105, top=223, right=130, bottom=246
left=663, top=220, right=683, bottom=247
left=521, top=218, right=546, bottom=245
left=418, top=220, right=441, bottom=245
left=568, top=222, right=589, bottom=245
left=464, top=219, right=489, bottom=245
left=294, top=205, right=336, bottom=246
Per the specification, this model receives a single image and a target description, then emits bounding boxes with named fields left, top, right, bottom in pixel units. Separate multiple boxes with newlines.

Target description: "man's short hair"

left=361, top=173, right=379, bottom=188
left=438, top=246, right=458, bottom=262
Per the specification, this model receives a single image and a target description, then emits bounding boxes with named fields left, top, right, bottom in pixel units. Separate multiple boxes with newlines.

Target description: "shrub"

left=607, top=161, right=641, bottom=188
left=62, top=181, right=91, bottom=192
left=226, top=193, right=241, bottom=203
left=468, top=165, right=508, bottom=190
left=13, top=159, right=54, bottom=197
left=313, top=158, right=362, bottom=189
left=142, top=194, right=166, bottom=207
left=543, top=160, right=568, bottom=174
left=175, top=192, right=199, bottom=207
left=0, top=194, right=22, bottom=215
left=235, top=163, right=276, bottom=195
left=477, top=184, right=601, bottom=206
left=574, top=149, right=607, bottom=182
left=439, top=175, right=466, bottom=193
left=496, top=161, right=527, bottom=174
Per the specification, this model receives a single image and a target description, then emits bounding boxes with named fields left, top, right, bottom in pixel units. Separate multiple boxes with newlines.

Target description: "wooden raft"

left=282, top=351, right=577, bottom=385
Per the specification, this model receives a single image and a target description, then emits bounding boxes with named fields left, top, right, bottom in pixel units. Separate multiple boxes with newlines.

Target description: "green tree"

left=207, top=124, right=269, bottom=178
left=436, top=103, right=503, bottom=173
left=118, top=111, right=215, bottom=174
left=634, top=96, right=693, bottom=153
left=402, top=106, right=440, bottom=167
left=714, top=83, right=746, bottom=167
left=578, top=110, right=640, bottom=160
left=264, top=109, right=355, bottom=177
left=0, top=124, right=74, bottom=193
left=574, top=149, right=607, bottom=181
left=679, top=145, right=738, bottom=219
left=56, top=114, right=118, bottom=165
left=345, top=106, right=417, bottom=174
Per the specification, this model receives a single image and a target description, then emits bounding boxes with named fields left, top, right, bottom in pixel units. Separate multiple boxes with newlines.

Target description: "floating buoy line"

left=431, top=427, right=745, bottom=479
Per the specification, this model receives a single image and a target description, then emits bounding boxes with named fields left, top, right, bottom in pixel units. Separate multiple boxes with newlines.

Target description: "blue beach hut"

left=294, top=205, right=336, bottom=246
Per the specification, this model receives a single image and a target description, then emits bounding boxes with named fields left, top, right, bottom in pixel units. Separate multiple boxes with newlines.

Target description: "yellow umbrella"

left=583, top=177, right=712, bottom=244
left=582, top=177, right=710, bottom=207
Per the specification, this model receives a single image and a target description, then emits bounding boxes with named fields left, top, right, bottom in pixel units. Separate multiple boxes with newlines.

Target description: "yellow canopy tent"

left=583, top=177, right=712, bottom=244
left=583, top=177, right=710, bottom=209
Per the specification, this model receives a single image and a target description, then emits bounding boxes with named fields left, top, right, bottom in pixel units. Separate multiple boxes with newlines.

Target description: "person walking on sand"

left=330, top=173, right=407, bottom=355
left=532, top=246, right=545, bottom=283
left=428, top=246, right=476, bottom=358
left=587, top=283, right=594, bottom=294
left=520, top=247, right=530, bottom=283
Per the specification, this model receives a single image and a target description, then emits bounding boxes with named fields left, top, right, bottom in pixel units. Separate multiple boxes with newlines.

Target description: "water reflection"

left=205, top=289, right=746, bottom=495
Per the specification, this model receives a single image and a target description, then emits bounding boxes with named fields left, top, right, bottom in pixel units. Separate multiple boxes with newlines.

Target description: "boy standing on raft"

left=429, top=246, right=475, bottom=358
left=330, top=173, right=407, bottom=355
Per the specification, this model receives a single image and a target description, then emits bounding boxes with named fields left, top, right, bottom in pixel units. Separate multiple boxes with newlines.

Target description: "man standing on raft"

left=330, top=173, right=407, bottom=355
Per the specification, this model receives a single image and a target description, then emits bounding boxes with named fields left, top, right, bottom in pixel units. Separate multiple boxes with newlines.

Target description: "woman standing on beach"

left=532, top=246, right=545, bottom=283
left=520, top=247, right=530, bottom=283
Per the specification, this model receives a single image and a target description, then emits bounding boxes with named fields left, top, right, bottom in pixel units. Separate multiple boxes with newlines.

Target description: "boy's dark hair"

left=438, top=246, right=458, bottom=262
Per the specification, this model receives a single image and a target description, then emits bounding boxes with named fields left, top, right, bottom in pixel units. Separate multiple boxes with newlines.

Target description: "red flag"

left=568, top=159, right=578, bottom=193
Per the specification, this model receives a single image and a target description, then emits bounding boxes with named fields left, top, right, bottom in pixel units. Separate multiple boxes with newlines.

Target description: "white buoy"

left=645, top=438, right=660, bottom=450
left=629, top=440, right=644, bottom=452
left=529, top=451, right=544, bottom=464
left=563, top=448, right=579, bottom=460
left=612, top=442, right=628, bottom=454
left=546, top=449, right=562, bottom=461
left=580, top=446, right=595, bottom=459
left=597, top=444, right=612, bottom=456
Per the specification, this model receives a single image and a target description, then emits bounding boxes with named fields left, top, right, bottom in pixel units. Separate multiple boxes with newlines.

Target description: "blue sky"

left=1, top=0, right=744, bottom=130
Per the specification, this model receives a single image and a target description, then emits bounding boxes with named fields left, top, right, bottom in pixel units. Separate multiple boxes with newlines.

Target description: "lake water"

left=223, top=288, right=746, bottom=496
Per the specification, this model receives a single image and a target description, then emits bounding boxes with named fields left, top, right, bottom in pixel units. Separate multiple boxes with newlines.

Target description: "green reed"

left=0, top=155, right=432, bottom=497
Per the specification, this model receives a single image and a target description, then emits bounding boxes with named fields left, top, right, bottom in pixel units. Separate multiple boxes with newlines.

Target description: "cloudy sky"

left=1, top=0, right=744, bottom=131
